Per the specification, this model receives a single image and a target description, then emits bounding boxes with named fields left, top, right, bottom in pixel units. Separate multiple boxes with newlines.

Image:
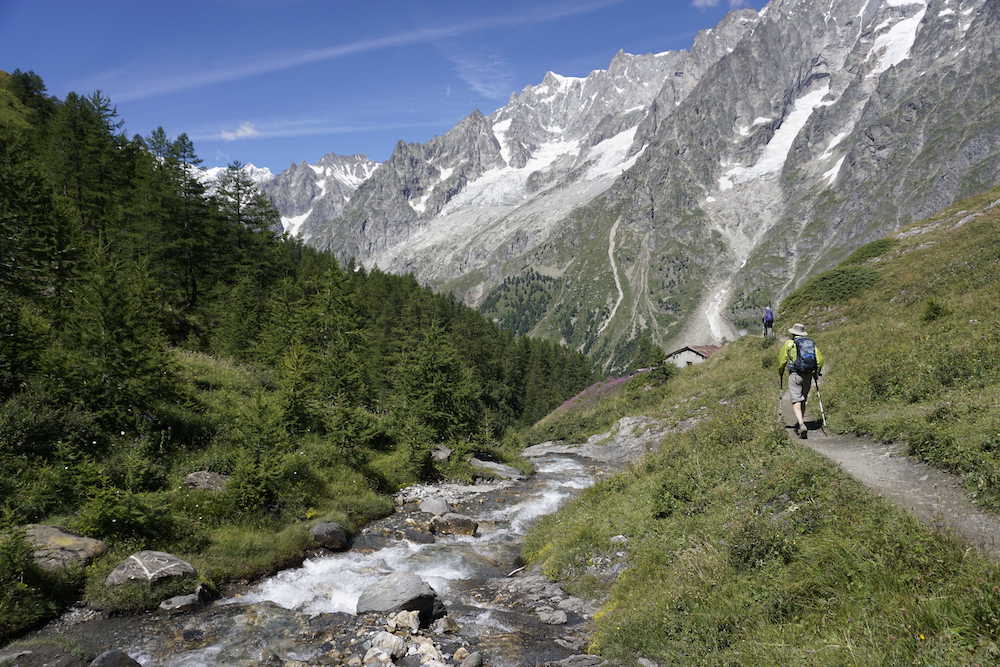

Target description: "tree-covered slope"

left=0, top=70, right=595, bottom=643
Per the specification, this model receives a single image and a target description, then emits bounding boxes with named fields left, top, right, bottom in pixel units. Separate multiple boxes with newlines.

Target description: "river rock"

left=22, top=524, right=107, bottom=572
left=536, top=607, right=568, bottom=624
left=430, top=513, right=478, bottom=536
left=183, top=470, right=229, bottom=491
left=362, top=647, right=392, bottom=665
left=356, top=572, right=445, bottom=626
left=459, top=651, right=483, bottom=667
left=469, top=458, right=525, bottom=480
left=311, top=521, right=350, bottom=550
left=352, top=533, right=390, bottom=552
left=431, top=446, right=453, bottom=462
left=370, top=631, right=406, bottom=659
left=544, top=657, right=608, bottom=666
left=89, top=650, right=141, bottom=666
left=386, top=609, right=420, bottom=634
left=411, top=636, right=444, bottom=663
left=105, top=550, right=196, bottom=586
left=418, top=497, right=450, bottom=516
left=159, top=593, right=201, bottom=614
left=430, top=615, right=460, bottom=635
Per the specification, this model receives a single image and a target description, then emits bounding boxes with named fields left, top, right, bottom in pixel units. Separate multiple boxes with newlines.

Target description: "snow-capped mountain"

left=199, top=163, right=274, bottom=187
left=262, top=153, right=379, bottom=239
left=264, top=0, right=998, bottom=367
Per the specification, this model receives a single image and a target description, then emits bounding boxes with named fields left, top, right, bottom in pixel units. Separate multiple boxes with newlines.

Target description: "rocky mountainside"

left=262, top=153, right=379, bottom=238
left=264, top=0, right=998, bottom=369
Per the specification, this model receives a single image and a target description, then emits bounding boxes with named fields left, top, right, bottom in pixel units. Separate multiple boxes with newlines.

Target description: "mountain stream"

left=23, top=432, right=666, bottom=667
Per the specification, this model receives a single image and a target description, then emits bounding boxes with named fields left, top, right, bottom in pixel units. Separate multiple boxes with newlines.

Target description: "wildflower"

left=918, top=633, right=925, bottom=641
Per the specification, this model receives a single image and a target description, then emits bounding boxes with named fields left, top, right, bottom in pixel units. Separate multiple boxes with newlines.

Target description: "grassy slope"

left=522, top=186, right=1000, bottom=664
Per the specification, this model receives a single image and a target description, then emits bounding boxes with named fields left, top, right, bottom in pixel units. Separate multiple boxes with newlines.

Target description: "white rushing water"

left=227, top=455, right=594, bottom=617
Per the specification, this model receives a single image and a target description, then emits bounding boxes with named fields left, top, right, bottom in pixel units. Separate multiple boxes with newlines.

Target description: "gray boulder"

left=430, top=513, right=478, bottom=537
left=468, top=458, right=525, bottom=480
left=183, top=471, right=229, bottom=491
left=22, top=524, right=107, bottom=572
left=311, top=522, right=350, bottom=550
left=89, top=650, right=141, bottom=667
left=105, top=551, right=196, bottom=586
left=418, top=497, right=450, bottom=516
left=356, top=572, right=445, bottom=626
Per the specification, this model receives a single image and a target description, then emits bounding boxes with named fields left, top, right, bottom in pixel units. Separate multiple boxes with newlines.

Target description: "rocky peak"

left=266, top=0, right=996, bottom=368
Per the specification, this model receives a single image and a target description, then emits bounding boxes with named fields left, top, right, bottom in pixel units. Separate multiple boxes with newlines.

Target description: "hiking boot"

left=798, top=425, right=808, bottom=439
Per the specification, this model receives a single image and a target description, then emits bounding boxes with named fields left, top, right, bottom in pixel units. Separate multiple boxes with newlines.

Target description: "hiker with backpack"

left=762, top=305, right=775, bottom=337
left=777, top=322, right=824, bottom=439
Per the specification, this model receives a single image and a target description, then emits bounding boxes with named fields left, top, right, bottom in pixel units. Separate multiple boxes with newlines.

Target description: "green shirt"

left=777, top=337, right=824, bottom=374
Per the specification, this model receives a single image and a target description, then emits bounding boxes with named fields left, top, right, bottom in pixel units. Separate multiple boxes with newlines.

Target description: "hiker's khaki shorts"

left=789, top=372, right=813, bottom=404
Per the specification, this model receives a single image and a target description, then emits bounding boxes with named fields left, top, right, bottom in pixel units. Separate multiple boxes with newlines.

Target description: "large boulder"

left=311, top=522, right=350, bottom=550
left=105, top=551, right=196, bottom=586
left=429, top=513, right=478, bottom=536
left=468, top=458, right=525, bottom=480
left=22, top=524, right=107, bottom=572
left=356, top=572, right=445, bottom=626
left=183, top=471, right=229, bottom=491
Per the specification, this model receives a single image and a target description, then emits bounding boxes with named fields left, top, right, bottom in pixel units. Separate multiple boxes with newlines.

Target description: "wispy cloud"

left=219, top=121, right=260, bottom=141
left=691, top=0, right=747, bottom=8
left=100, top=0, right=624, bottom=103
left=195, top=118, right=448, bottom=142
left=447, top=50, right=515, bottom=100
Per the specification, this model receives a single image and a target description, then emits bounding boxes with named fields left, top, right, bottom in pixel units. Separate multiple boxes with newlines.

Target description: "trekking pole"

left=813, top=375, right=828, bottom=434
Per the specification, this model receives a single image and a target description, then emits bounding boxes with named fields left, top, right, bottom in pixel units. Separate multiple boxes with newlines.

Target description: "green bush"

left=921, top=298, right=948, bottom=322
left=727, top=518, right=799, bottom=571
left=843, top=238, right=897, bottom=264
left=73, top=488, right=165, bottom=541
left=781, top=265, right=880, bottom=312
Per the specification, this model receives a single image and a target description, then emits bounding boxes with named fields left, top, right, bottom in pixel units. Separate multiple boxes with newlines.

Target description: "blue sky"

left=1, top=0, right=764, bottom=172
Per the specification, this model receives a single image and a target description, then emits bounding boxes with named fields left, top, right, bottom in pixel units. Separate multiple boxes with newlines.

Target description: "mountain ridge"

left=262, top=0, right=998, bottom=369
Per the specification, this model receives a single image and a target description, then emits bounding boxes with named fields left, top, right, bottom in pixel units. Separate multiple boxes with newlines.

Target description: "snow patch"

left=282, top=209, right=312, bottom=237
left=719, top=83, right=832, bottom=189
left=823, top=156, right=846, bottom=185
left=868, top=2, right=927, bottom=77
left=585, top=127, right=640, bottom=180
left=820, top=130, right=851, bottom=160
left=440, top=136, right=581, bottom=211
left=493, top=118, right=512, bottom=164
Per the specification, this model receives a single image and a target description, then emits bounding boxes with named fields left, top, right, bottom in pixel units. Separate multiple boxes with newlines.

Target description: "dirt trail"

left=780, top=394, right=1000, bottom=560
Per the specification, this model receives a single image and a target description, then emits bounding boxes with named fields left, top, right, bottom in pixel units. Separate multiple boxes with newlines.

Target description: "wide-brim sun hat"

left=788, top=323, right=808, bottom=336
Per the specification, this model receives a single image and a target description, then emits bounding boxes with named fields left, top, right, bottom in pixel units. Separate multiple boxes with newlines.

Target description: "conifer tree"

left=53, top=248, right=175, bottom=433
left=393, top=321, right=482, bottom=442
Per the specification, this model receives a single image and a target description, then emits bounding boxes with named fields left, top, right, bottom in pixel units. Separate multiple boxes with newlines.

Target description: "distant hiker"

left=762, top=305, right=775, bottom=338
left=777, top=322, right=824, bottom=439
